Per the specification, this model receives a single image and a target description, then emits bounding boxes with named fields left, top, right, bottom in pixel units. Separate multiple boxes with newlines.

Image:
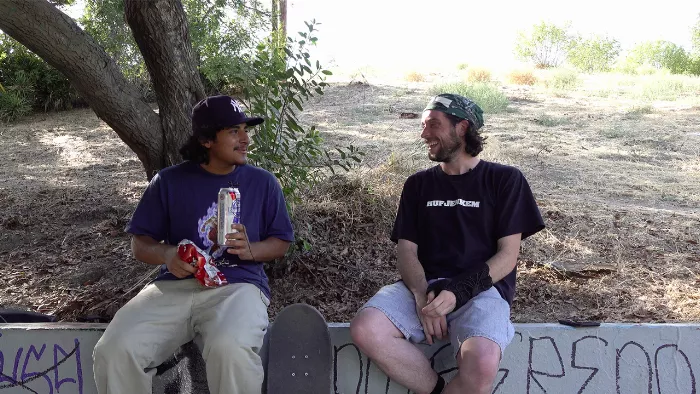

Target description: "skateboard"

left=266, top=303, right=332, bottom=394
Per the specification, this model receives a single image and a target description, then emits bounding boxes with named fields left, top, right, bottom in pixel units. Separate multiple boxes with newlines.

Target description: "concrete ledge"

left=1, top=323, right=698, bottom=393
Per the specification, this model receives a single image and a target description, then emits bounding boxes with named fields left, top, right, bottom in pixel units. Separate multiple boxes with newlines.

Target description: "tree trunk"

left=0, top=0, right=165, bottom=178
left=271, top=0, right=278, bottom=33
left=280, top=0, right=287, bottom=41
left=124, top=0, right=205, bottom=167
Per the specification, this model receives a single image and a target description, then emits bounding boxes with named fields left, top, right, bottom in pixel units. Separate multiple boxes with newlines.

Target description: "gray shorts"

left=360, top=281, right=514, bottom=356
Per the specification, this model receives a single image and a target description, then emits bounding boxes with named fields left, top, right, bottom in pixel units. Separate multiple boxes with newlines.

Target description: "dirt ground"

left=1, top=74, right=699, bottom=324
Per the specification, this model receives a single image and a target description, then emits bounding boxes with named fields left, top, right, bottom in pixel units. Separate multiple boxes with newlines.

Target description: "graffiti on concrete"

left=0, top=332, right=83, bottom=394
left=332, top=331, right=698, bottom=394
left=0, top=326, right=697, bottom=394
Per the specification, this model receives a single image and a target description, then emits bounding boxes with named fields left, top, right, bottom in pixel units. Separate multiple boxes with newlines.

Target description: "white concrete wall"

left=0, top=323, right=698, bottom=393
left=330, top=323, right=700, bottom=394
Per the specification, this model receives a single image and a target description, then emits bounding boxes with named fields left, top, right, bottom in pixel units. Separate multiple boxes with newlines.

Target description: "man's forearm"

left=131, top=235, right=175, bottom=266
left=397, top=243, right=428, bottom=297
left=248, top=237, right=290, bottom=262
left=485, top=233, right=521, bottom=282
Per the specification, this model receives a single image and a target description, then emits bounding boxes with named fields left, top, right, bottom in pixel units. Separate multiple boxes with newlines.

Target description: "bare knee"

left=456, top=337, right=501, bottom=392
left=350, top=308, right=401, bottom=356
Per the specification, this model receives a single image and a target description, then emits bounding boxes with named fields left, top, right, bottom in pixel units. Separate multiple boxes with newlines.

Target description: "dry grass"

left=507, top=70, right=537, bottom=86
left=293, top=75, right=700, bottom=323
left=1, top=71, right=699, bottom=324
left=405, top=71, right=425, bottom=82
left=466, top=67, right=492, bottom=83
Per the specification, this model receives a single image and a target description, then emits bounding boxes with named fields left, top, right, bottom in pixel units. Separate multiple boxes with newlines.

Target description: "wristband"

left=426, top=265, right=493, bottom=311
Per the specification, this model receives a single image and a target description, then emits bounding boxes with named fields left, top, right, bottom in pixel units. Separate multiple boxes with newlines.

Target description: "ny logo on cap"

left=230, top=99, right=242, bottom=113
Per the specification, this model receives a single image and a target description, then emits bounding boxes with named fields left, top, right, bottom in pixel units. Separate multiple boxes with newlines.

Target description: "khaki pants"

left=93, top=279, right=269, bottom=394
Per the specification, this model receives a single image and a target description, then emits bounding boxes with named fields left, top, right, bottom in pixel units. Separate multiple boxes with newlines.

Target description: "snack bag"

left=177, top=240, right=228, bottom=287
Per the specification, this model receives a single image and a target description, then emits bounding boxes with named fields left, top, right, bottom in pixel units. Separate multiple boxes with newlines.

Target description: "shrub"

left=534, top=114, right=569, bottom=127
left=625, top=105, right=654, bottom=116
left=514, top=21, right=571, bottom=68
left=567, top=35, right=620, bottom=72
left=466, top=68, right=492, bottom=83
left=239, top=21, right=364, bottom=203
left=639, top=77, right=690, bottom=101
left=429, top=82, right=508, bottom=113
left=687, top=57, right=700, bottom=76
left=625, top=40, right=692, bottom=75
left=0, top=34, right=85, bottom=112
left=545, top=69, right=580, bottom=90
left=405, top=71, right=425, bottom=82
left=507, top=70, right=537, bottom=85
left=0, top=90, right=31, bottom=122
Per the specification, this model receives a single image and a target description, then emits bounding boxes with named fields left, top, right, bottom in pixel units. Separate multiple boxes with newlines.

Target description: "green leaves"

left=242, top=21, right=364, bottom=203
left=567, top=35, right=620, bottom=72
left=625, top=40, right=694, bottom=75
left=0, top=34, right=82, bottom=116
left=514, top=21, right=572, bottom=68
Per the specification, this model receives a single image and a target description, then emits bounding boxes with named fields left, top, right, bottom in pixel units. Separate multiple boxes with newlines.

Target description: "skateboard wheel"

left=292, top=373, right=295, bottom=377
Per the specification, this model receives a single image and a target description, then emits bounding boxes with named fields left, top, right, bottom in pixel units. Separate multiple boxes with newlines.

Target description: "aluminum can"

left=217, top=187, right=241, bottom=245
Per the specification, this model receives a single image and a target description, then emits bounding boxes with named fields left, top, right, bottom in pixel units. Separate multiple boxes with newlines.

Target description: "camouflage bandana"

left=423, top=93, right=484, bottom=131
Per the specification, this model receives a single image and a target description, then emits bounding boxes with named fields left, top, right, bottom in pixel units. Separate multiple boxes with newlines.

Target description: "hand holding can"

left=225, top=223, right=255, bottom=261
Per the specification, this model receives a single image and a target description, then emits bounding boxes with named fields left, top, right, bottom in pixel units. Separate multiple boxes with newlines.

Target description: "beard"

left=428, top=127, right=463, bottom=163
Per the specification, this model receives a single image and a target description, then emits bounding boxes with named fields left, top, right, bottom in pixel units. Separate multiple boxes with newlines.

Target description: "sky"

left=64, top=0, right=699, bottom=73
left=284, top=0, right=699, bottom=72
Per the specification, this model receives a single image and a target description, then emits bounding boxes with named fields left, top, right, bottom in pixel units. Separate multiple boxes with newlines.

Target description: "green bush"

left=515, top=21, right=571, bottom=68
left=687, top=57, right=700, bottom=76
left=567, top=35, right=620, bottom=72
left=534, top=113, right=569, bottom=127
left=545, top=69, right=580, bottom=90
left=0, top=90, right=31, bottom=122
left=639, top=78, right=692, bottom=101
left=0, top=34, right=85, bottom=112
left=239, top=21, right=364, bottom=203
left=625, top=40, right=692, bottom=75
left=429, top=82, right=509, bottom=113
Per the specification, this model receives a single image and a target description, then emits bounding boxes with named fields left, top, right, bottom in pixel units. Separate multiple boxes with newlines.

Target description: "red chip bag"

left=177, top=240, right=228, bottom=287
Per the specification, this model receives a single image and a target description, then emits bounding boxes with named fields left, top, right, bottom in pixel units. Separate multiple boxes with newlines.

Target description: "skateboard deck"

left=266, top=303, right=332, bottom=394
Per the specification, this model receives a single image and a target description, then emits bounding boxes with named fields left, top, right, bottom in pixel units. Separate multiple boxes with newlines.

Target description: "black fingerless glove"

left=426, top=265, right=493, bottom=311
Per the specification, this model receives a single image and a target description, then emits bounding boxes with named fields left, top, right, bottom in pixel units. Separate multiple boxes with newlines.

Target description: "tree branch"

left=0, top=0, right=163, bottom=176
left=125, top=0, right=206, bottom=167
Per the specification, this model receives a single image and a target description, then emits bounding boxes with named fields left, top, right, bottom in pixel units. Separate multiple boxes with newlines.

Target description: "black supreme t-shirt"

left=391, top=160, right=545, bottom=305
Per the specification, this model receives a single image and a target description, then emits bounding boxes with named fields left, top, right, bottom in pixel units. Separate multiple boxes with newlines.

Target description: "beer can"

left=217, top=187, right=241, bottom=245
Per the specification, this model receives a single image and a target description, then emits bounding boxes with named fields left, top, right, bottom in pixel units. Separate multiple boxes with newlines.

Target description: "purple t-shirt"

left=126, top=161, right=294, bottom=298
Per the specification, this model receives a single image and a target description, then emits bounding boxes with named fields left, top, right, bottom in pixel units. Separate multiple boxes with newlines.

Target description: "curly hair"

left=179, top=127, right=218, bottom=164
left=445, top=113, right=486, bottom=157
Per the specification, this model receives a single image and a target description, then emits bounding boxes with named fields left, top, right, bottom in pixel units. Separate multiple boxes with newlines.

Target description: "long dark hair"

left=445, top=113, right=486, bottom=157
left=179, top=127, right=218, bottom=164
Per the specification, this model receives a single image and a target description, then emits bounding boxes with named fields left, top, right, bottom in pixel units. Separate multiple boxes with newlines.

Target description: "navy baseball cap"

left=191, top=95, right=264, bottom=136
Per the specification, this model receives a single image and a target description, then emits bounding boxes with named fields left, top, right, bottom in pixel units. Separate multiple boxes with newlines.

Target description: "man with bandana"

left=350, top=94, right=545, bottom=394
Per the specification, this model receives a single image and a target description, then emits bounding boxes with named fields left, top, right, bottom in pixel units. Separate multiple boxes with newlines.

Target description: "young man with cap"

left=350, top=94, right=544, bottom=394
left=93, top=95, right=294, bottom=394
